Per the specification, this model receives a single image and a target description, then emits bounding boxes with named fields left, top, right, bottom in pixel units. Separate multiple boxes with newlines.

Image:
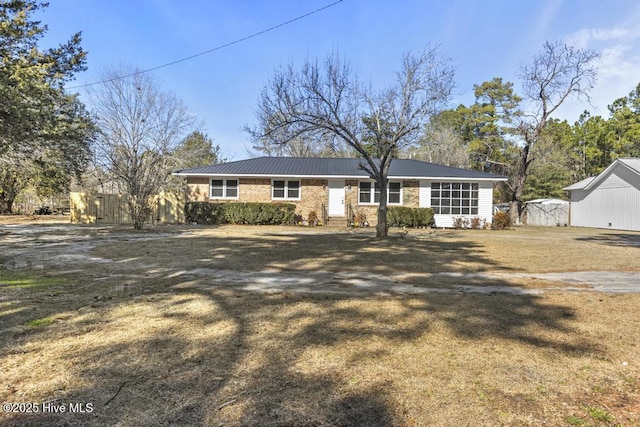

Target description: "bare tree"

left=412, top=122, right=470, bottom=167
left=89, top=67, right=198, bottom=229
left=510, top=41, right=601, bottom=222
left=247, top=46, right=455, bottom=237
left=249, top=121, right=355, bottom=158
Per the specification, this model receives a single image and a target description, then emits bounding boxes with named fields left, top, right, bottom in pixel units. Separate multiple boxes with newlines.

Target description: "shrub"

left=492, top=211, right=512, bottom=230
left=307, top=210, right=318, bottom=225
left=354, top=211, right=367, bottom=226
left=452, top=217, right=469, bottom=229
left=184, top=202, right=296, bottom=225
left=470, top=217, right=487, bottom=230
left=185, top=202, right=223, bottom=224
left=387, top=207, right=435, bottom=228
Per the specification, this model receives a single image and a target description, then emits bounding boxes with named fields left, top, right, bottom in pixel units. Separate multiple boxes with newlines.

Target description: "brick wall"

left=186, top=177, right=209, bottom=201
left=186, top=177, right=328, bottom=220
left=296, top=179, right=326, bottom=219
left=186, top=176, right=423, bottom=225
left=403, top=180, right=420, bottom=207
left=237, top=178, right=271, bottom=203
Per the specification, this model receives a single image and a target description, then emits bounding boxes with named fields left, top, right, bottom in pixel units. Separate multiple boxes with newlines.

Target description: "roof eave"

left=582, top=159, right=640, bottom=190
left=174, top=172, right=507, bottom=181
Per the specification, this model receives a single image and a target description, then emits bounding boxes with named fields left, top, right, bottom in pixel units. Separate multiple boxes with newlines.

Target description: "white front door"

left=328, top=179, right=345, bottom=216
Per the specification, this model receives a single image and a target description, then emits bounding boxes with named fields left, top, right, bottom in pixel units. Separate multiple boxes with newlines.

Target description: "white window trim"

left=210, top=177, right=239, bottom=200
left=271, top=179, right=301, bottom=201
left=358, top=180, right=403, bottom=206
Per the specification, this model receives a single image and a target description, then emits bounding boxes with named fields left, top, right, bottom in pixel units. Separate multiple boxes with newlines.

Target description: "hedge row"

left=387, top=207, right=435, bottom=227
left=185, top=202, right=296, bottom=225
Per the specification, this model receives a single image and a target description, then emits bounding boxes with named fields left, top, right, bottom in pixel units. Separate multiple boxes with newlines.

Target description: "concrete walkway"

left=177, top=269, right=640, bottom=295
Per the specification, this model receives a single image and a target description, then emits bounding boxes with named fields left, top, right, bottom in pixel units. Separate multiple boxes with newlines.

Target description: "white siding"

left=569, top=164, right=640, bottom=231
left=419, top=180, right=495, bottom=228
left=419, top=180, right=431, bottom=208
left=478, top=182, right=494, bottom=223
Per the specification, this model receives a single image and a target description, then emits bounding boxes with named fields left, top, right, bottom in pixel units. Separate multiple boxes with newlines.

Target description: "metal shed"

left=563, top=158, right=640, bottom=231
left=524, top=199, right=569, bottom=226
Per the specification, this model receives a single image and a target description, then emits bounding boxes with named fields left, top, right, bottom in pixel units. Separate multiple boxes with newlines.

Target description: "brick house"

left=173, top=157, right=507, bottom=227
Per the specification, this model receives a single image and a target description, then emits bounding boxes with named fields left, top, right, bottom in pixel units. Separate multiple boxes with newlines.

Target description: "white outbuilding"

left=563, top=158, right=640, bottom=231
left=524, top=199, right=570, bottom=226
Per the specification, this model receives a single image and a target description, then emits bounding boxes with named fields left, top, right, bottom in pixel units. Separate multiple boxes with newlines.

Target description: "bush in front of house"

left=185, top=202, right=222, bottom=224
left=492, top=211, right=512, bottom=230
left=185, top=202, right=296, bottom=225
left=387, top=207, right=435, bottom=228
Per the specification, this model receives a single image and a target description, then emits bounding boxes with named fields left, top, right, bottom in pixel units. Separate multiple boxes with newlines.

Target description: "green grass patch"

left=582, top=405, right=615, bottom=423
left=26, top=317, right=55, bottom=327
left=0, top=270, right=63, bottom=289
left=565, top=415, right=588, bottom=426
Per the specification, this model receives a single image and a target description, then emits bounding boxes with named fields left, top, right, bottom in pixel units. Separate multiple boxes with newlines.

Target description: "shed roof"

left=173, top=157, right=507, bottom=181
left=524, top=198, right=569, bottom=205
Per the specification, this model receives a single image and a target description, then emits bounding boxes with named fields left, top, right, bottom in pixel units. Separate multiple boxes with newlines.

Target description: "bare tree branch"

left=510, top=41, right=601, bottom=222
left=88, top=66, right=198, bottom=229
left=246, top=46, right=455, bottom=237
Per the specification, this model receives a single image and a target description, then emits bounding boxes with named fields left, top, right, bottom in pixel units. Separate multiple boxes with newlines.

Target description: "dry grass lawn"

left=1, top=217, right=639, bottom=426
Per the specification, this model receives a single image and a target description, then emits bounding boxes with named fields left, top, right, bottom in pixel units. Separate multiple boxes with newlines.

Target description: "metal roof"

left=524, top=198, right=569, bottom=204
left=173, top=157, right=507, bottom=180
left=563, top=158, right=640, bottom=191
left=563, top=176, right=596, bottom=191
left=619, top=157, right=640, bottom=174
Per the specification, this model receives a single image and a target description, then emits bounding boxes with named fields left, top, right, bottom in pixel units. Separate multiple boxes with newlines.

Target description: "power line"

left=69, top=0, right=344, bottom=89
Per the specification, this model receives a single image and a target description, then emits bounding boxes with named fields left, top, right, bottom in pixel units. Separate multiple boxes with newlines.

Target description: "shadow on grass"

left=0, top=226, right=604, bottom=426
left=574, top=232, right=640, bottom=248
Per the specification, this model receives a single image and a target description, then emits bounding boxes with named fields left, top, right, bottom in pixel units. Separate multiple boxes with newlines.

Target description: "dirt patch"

left=0, top=214, right=70, bottom=225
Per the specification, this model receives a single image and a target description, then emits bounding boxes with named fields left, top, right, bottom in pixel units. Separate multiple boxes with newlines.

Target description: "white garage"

left=564, top=158, right=640, bottom=231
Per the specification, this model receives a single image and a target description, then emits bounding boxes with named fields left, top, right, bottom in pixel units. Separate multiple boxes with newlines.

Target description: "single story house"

left=173, top=157, right=507, bottom=227
left=563, top=157, right=640, bottom=231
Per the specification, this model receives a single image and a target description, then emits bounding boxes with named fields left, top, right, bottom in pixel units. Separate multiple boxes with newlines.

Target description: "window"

left=389, top=182, right=401, bottom=204
left=210, top=178, right=238, bottom=199
left=272, top=180, right=300, bottom=200
left=359, top=181, right=401, bottom=205
left=430, top=182, right=478, bottom=215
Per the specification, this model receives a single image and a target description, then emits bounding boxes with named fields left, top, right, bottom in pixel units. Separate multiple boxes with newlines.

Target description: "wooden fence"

left=69, top=192, right=185, bottom=224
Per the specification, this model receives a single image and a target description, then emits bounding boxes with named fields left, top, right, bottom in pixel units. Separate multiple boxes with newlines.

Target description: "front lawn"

left=1, top=222, right=638, bottom=426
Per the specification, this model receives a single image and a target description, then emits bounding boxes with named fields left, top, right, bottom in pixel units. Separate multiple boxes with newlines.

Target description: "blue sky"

left=40, top=0, right=640, bottom=160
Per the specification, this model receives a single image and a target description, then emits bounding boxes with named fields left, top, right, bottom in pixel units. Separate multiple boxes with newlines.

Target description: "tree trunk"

left=510, top=176, right=525, bottom=225
left=128, top=196, right=147, bottom=230
left=376, top=205, right=388, bottom=238
left=375, top=175, right=389, bottom=238
left=0, top=186, right=19, bottom=214
left=0, top=194, right=15, bottom=214
left=510, top=136, right=534, bottom=225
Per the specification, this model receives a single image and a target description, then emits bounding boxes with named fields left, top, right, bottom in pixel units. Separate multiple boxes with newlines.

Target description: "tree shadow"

left=574, top=232, right=640, bottom=248
left=0, top=225, right=607, bottom=426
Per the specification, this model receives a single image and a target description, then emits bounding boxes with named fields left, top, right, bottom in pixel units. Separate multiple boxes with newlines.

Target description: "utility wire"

left=69, top=0, right=344, bottom=89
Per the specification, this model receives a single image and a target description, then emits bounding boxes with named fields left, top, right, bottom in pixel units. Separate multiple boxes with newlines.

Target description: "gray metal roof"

left=563, top=158, right=640, bottom=191
left=173, top=157, right=507, bottom=180
left=563, top=176, right=596, bottom=191
left=619, top=157, right=640, bottom=174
